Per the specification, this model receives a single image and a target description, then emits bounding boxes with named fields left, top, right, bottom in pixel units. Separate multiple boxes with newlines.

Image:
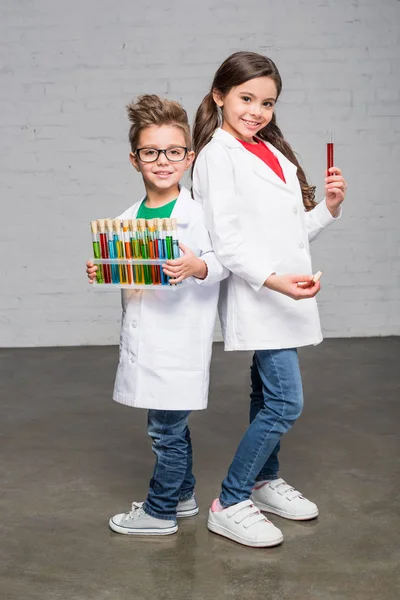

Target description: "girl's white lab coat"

left=113, top=187, right=228, bottom=411
left=193, top=128, right=341, bottom=351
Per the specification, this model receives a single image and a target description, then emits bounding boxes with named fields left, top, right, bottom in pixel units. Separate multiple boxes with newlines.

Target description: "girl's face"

left=130, top=124, right=194, bottom=193
left=213, top=76, right=278, bottom=143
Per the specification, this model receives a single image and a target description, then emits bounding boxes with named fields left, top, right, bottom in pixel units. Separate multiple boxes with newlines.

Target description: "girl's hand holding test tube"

left=163, top=243, right=207, bottom=284
left=325, top=132, right=347, bottom=217
left=325, top=167, right=346, bottom=217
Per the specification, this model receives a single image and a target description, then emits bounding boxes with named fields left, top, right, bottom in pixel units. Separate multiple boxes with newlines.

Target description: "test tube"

left=154, top=218, right=167, bottom=285
left=170, top=218, right=180, bottom=259
left=129, top=220, right=142, bottom=284
left=137, top=219, right=152, bottom=284
left=164, top=218, right=174, bottom=260
left=90, top=221, right=104, bottom=283
left=106, top=218, right=119, bottom=284
left=327, top=131, right=334, bottom=175
left=97, top=219, right=111, bottom=283
left=113, top=219, right=127, bottom=284
left=147, top=220, right=160, bottom=285
left=123, top=220, right=133, bottom=284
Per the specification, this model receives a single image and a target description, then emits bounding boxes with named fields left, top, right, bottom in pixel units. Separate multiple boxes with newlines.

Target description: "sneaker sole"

left=252, top=499, right=319, bottom=521
left=176, top=506, right=199, bottom=518
left=109, top=518, right=178, bottom=536
left=207, top=519, right=283, bottom=548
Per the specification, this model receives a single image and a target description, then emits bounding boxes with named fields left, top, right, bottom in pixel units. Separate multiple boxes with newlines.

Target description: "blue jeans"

left=220, top=349, right=304, bottom=507
left=142, top=410, right=196, bottom=520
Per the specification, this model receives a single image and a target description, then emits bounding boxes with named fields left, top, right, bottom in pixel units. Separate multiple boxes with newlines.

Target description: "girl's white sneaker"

left=207, top=499, right=283, bottom=548
left=251, top=478, right=319, bottom=521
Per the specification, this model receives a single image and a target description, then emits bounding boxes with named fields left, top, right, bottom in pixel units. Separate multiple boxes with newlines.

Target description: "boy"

left=86, top=95, right=227, bottom=535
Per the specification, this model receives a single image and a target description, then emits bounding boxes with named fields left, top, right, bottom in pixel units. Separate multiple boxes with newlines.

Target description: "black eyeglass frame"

left=134, top=147, right=189, bottom=163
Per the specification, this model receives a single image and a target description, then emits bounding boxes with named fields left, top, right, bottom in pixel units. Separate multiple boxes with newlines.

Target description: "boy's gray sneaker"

left=109, top=502, right=178, bottom=536
left=177, top=494, right=199, bottom=518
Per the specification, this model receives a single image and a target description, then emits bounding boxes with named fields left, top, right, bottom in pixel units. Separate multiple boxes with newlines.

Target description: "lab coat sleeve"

left=193, top=144, right=276, bottom=292
left=191, top=211, right=230, bottom=287
left=305, top=198, right=342, bottom=242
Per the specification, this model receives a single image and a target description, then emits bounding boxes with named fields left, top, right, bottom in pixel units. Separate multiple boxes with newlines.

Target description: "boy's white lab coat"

left=193, top=128, right=341, bottom=351
left=113, top=186, right=228, bottom=410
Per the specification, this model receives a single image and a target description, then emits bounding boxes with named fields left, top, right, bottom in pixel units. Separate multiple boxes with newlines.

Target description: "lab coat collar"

left=212, top=127, right=298, bottom=190
left=131, top=185, right=191, bottom=225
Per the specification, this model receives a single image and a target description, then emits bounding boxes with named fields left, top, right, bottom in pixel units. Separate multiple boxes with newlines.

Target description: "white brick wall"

left=1, top=0, right=399, bottom=347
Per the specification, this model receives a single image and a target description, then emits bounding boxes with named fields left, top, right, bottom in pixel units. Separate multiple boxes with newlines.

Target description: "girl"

left=192, top=51, right=347, bottom=547
left=87, top=95, right=227, bottom=535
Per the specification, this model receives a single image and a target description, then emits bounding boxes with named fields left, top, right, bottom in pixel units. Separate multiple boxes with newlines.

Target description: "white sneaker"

left=109, top=502, right=178, bottom=535
left=177, top=494, right=199, bottom=518
left=207, top=499, right=283, bottom=548
left=251, top=478, right=319, bottom=521
left=124, top=495, right=199, bottom=519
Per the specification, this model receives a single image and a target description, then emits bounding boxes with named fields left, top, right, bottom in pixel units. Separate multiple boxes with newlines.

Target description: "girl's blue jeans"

left=143, top=409, right=195, bottom=520
left=220, top=348, right=304, bottom=508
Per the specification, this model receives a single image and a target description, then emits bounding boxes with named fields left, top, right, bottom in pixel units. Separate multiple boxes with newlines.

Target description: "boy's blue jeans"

left=142, top=409, right=195, bottom=520
left=220, top=348, right=304, bottom=507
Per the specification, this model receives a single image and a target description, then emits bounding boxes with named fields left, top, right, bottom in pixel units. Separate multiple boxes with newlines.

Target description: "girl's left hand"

left=162, top=243, right=207, bottom=284
left=325, top=167, right=347, bottom=217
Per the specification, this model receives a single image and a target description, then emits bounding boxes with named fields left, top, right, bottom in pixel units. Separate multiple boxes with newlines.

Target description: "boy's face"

left=130, top=125, right=194, bottom=193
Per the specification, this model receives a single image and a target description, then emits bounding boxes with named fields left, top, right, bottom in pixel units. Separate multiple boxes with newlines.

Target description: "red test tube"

left=327, top=131, right=334, bottom=175
left=97, top=219, right=112, bottom=283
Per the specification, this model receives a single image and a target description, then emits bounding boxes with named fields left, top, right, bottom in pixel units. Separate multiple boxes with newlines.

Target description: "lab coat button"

left=131, top=321, right=137, bottom=328
left=292, top=206, right=298, bottom=214
left=130, top=356, right=135, bottom=363
left=299, top=242, right=305, bottom=249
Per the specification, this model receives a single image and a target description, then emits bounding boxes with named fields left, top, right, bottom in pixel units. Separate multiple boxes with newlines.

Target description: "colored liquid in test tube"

left=97, top=219, right=111, bottom=283
left=113, top=219, right=127, bottom=284
left=164, top=218, right=174, bottom=260
left=137, top=219, right=152, bottom=285
left=106, top=219, right=119, bottom=283
left=147, top=220, right=160, bottom=285
left=154, top=218, right=167, bottom=285
left=90, top=221, right=104, bottom=283
left=327, top=131, right=334, bottom=174
left=129, top=220, right=142, bottom=284
left=123, top=220, right=133, bottom=285
left=170, top=218, right=180, bottom=259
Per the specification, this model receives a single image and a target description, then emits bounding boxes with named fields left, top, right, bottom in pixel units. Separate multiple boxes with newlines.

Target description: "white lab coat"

left=112, top=186, right=228, bottom=410
left=193, top=128, right=341, bottom=351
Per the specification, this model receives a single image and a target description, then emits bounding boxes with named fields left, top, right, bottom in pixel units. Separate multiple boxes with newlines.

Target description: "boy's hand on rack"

left=325, top=167, right=347, bottom=216
left=86, top=260, right=98, bottom=283
left=264, top=273, right=321, bottom=300
left=163, top=243, right=207, bottom=284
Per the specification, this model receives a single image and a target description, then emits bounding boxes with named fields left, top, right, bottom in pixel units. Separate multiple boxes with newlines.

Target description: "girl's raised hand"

left=162, top=243, right=207, bottom=284
left=325, top=167, right=347, bottom=216
left=86, top=260, right=98, bottom=283
left=264, top=273, right=321, bottom=300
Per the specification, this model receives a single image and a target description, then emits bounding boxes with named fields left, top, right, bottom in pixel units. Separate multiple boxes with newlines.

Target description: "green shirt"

left=136, top=198, right=177, bottom=220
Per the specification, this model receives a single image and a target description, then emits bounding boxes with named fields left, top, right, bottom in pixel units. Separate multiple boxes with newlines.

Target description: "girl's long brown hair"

left=193, top=51, right=316, bottom=210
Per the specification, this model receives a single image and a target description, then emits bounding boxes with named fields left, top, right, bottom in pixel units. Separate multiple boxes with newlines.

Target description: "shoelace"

left=127, top=501, right=145, bottom=520
left=228, top=500, right=270, bottom=529
left=269, top=478, right=303, bottom=500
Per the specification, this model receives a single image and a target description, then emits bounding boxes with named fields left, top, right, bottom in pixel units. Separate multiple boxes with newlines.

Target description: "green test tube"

left=90, top=220, right=103, bottom=283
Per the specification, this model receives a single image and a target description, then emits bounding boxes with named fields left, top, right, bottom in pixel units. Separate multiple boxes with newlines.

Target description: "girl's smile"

left=213, top=76, right=278, bottom=143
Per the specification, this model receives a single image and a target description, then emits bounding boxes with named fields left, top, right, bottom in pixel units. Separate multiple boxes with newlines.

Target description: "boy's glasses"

left=135, top=147, right=188, bottom=163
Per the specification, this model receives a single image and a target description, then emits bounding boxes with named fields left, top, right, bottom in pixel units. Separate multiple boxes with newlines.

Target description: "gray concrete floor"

left=1, top=338, right=399, bottom=600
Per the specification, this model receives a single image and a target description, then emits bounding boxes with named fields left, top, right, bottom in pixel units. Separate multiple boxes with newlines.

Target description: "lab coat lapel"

left=171, top=187, right=190, bottom=225
left=212, top=127, right=298, bottom=193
